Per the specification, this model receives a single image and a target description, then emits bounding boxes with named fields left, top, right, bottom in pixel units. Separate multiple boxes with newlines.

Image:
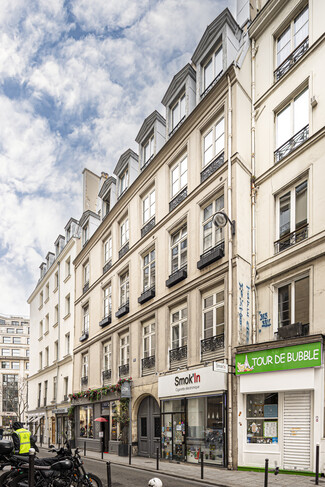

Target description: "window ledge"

left=44, top=330, right=49, bottom=336
left=116, top=303, right=129, bottom=319
left=169, top=187, right=187, bottom=212
left=44, top=297, right=49, bottom=304
left=53, top=287, right=58, bottom=294
left=53, top=322, right=58, bottom=328
left=197, top=242, right=225, bottom=270
left=79, top=332, right=89, bottom=342
left=138, top=287, right=155, bottom=304
left=64, top=274, right=71, bottom=283
left=200, top=152, right=225, bottom=183
left=63, top=313, right=71, bottom=321
left=118, top=242, right=129, bottom=259
left=166, top=267, right=187, bottom=288
left=38, top=305, right=43, bottom=311
left=38, top=336, right=43, bottom=342
left=99, top=315, right=112, bottom=328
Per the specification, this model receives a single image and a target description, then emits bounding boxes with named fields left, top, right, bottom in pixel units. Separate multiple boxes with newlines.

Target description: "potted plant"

left=117, top=398, right=129, bottom=456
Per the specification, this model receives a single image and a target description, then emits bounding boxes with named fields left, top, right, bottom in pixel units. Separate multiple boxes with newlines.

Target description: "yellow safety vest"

left=16, top=428, right=31, bottom=454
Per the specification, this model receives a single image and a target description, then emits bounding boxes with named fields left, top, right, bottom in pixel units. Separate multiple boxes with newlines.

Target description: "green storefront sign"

left=236, top=341, right=322, bottom=375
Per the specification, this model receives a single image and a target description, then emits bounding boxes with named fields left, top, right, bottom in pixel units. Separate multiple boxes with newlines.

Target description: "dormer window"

left=143, top=135, right=154, bottom=167
left=66, top=226, right=71, bottom=242
left=119, top=169, right=128, bottom=196
left=203, top=45, right=223, bottom=93
left=83, top=223, right=89, bottom=245
left=171, top=94, right=185, bottom=131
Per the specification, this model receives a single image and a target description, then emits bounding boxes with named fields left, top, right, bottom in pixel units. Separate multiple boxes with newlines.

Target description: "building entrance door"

left=102, top=415, right=110, bottom=452
left=137, top=396, right=160, bottom=457
left=161, top=412, right=186, bottom=461
left=51, top=417, right=55, bottom=445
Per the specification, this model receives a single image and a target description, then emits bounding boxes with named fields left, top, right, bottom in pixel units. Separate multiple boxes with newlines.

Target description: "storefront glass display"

left=79, top=405, right=93, bottom=438
left=246, top=393, right=278, bottom=444
left=111, top=402, right=118, bottom=441
left=161, top=399, right=185, bottom=461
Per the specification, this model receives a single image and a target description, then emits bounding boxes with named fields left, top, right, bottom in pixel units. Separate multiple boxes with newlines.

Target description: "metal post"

left=264, top=458, right=269, bottom=487
left=201, top=451, right=204, bottom=480
left=101, top=438, right=104, bottom=460
left=156, top=447, right=159, bottom=471
left=28, top=448, right=35, bottom=487
left=315, top=444, right=319, bottom=485
left=129, top=444, right=132, bottom=465
left=84, top=441, right=86, bottom=456
left=106, top=461, right=112, bottom=487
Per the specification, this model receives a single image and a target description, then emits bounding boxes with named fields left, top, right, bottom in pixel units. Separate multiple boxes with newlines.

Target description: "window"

left=104, top=236, right=112, bottom=263
left=276, top=6, right=308, bottom=67
left=203, top=117, right=224, bottom=167
left=83, top=224, right=89, bottom=244
left=171, top=224, right=187, bottom=273
left=65, top=258, right=71, bottom=278
left=278, top=275, right=309, bottom=327
left=83, top=305, right=89, bottom=335
left=45, top=346, right=49, bottom=366
left=0, top=320, right=5, bottom=325
left=120, top=334, right=129, bottom=366
left=103, top=284, right=112, bottom=318
left=120, top=270, right=129, bottom=307
left=277, top=181, right=307, bottom=251
left=171, top=94, right=185, bottom=130
left=13, top=337, right=21, bottom=344
left=65, top=333, right=70, bottom=355
left=2, top=349, right=10, bottom=356
left=45, top=314, right=49, bottom=333
left=103, top=341, right=111, bottom=371
left=143, top=322, right=155, bottom=358
left=39, top=352, right=42, bottom=369
left=38, top=383, right=41, bottom=405
left=54, top=305, right=59, bottom=324
left=54, top=271, right=59, bottom=289
left=12, top=349, right=20, bottom=357
left=103, top=193, right=111, bottom=217
left=6, top=328, right=14, bottom=334
left=142, top=249, right=155, bottom=292
left=202, top=288, right=224, bottom=338
left=171, top=305, right=187, bottom=349
left=11, top=321, right=19, bottom=326
left=39, top=320, right=43, bottom=337
left=3, top=337, right=11, bottom=344
left=202, top=194, right=225, bottom=253
left=27, top=338, right=30, bottom=345
left=45, top=283, right=49, bottom=301
left=247, top=393, right=278, bottom=444
left=120, top=218, right=129, bottom=247
left=26, top=350, right=30, bottom=357
left=79, top=405, right=93, bottom=438
left=64, top=377, right=69, bottom=397
left=203, top=45, right=223, bottom=91
left=1, top=362, right=9, bottom=369
left=276, top=88, right=309, bottom=149
left=16, top=328, right=23, bottom=334
left=26, top=362, right=29, bottom=370
left=11, top=362, right=19, bottom=370
left=82, top=354, right=88, bottom=378
left=171, top=156, right=187, bottom=198
left=44, top=380, right=48, bottom=405
left=39, top=291, right=43, bottom=307
left=142, top=188, right=155, bottom=224
left=83, top=262, right=89, bottom=285
left=54, top=340, right=58, bottom=361
left=65, top=294, right=70, bottom=316
left=143, top=135, right=154, bottom=165
left=53, top=376, right=57, bottom=401
left=119, top=169, right=128, bottom=195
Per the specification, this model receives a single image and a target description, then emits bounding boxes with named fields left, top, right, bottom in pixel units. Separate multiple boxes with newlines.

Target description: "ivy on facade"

left=68, top=377, right=132, bottom=402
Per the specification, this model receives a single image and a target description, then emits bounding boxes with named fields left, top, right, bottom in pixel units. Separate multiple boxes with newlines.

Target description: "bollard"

left=315, top=444, right=319, bottom=485
left=101, top=439, right=104, bottom=460
left=264, top=458, right=269, bottom=487
left=84, top=441, right=86, bottom=457
left=129, top=444, right=132, bottom=465
left=106, top=461, right=112, bottom=487
left=28, top=448, right=36, bottom=487
left=201, top=451, right=204, bottom=480
left=156, top=447, right=159, bottom=471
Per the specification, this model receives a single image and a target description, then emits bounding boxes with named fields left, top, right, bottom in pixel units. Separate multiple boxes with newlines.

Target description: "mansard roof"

left=135, top=110, right=166, bottom=144
left=79, top=210, right=100, bottom=228
left=64, top=217, right=79, bottom=231
left=161, top=64, right=196, bottom=107
left=113, top=149, right=138, bottom=176
left=98, top=176, right=116, bottom=199
left=54, top=235, right=65, bottom=246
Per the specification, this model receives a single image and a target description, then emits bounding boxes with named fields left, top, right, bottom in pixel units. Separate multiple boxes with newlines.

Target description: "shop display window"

left=111, top=402, right=118, bottom=440
left=79, top=405, right=93, bottom=438
left=246, top=393, right=278, bottom=444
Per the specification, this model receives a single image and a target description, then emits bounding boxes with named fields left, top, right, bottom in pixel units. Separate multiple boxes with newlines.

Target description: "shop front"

left=236, top=339, right=323, bottom=472
left=158, top=366, right=227, bottom=467
left=53, top=408, right=70, bottom=445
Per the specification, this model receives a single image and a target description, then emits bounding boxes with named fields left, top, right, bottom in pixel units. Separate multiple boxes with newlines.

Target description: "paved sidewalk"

left=76, top=449, right=320, bottom=486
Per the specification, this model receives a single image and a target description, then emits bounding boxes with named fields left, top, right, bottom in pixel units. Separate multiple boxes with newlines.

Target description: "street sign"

left=99, top=432, right=104, bottom=438
left=213, top=362, right=228, bottom=373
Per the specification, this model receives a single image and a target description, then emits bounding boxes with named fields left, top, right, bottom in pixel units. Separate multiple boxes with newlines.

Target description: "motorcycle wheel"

left=0, top=471, right=11, bottom=486
left=78, top=473, right=103, bottom=487
left=6, top=473, right=29, bottom=487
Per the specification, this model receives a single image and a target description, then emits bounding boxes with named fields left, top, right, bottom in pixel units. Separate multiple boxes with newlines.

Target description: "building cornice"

left=28, top=354, right=73, bottom=382
left=248, top=0, right=283, bottom=39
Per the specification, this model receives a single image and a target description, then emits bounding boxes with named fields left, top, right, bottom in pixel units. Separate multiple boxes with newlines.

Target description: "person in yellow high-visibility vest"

left=12, top=422, right=31, bottom=455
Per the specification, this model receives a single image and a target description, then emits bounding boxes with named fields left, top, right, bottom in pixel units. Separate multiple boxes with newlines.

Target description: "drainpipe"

left=54, top=261, right=61, bottom=445
left=251, top=39, right=257, bottom=344
left=226, top=74, right=233, bottom=470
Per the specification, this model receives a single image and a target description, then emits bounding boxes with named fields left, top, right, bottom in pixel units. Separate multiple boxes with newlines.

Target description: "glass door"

left=161, top=413, right=173, bottom=460
left=172, top=412, right=186, bottom=461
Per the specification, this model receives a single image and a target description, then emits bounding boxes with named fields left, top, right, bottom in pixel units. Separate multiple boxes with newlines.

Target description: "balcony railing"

left=141, top=154, right=154, bottom=171
left=201, top=334, right=224, bottom=355
left=197, top=241, right=225, bottom=270
left=141, top=217, right=155, bottom=238
left=200, top=151, right=225, bottom=183
left=119, top=364, right=129, bottom=377
left=166, top=265, right=187, bottom=288
left=119, top=242, right=129, bottom=259
left=274, top=125, right=309, bottom=163
left=99, top=314, right=112, bottom=328
left=141, top=355, right=155, bottom=373
left=79, top=331, right=89, bottom=342
left=168, top=116, right=186, bottom=138
left=169, top=187, right=187, bottom=212
left=83, top=282, right=89, bottom=294
left=274, top=37, right=309, bottom=82
left=81, top=376, right=88, bottom=386
left=102, top=369, right=112, bottom=381
left=103, top=260, right=112, bottom=275
left=274, top=223, right=308, bottom=254
left=116, top=301, right=129, bottom=319
left=169, top=345, right=187, bottom=364
left=138, top=286, right=155, bottom=305
left=200, top=70, right=223, bottom=99
left=276, top=322, right=309, bottom=339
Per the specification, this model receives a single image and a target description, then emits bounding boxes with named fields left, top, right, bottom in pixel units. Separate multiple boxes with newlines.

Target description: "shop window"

left=277, top=275, right=309, bottom=327
left=111, top=402, right=118, bottom=440
left=246, top=393, right=278, bottom=444
left=79, top=405, right=93, bottom=438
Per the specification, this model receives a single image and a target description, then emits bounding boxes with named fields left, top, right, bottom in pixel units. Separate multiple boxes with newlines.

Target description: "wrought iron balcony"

left=102, top=369, right=112, bottom=381
left=141, top=355, right=155, bottom=373
left=169, top=187, right=187, bottom=212
left=116, top=301, right=129, bottom=318
left=277, top=322, right=309, bottom=339
left=83, top=282, right=89, bottom=294
left=274, top=223, right=308, bottom=253
left=168, top=116, right=186, bottom=138
left=79, top=331, right=89, bottom=342
left=119, top=364, right=129, bottom=377
left=200, top=70, right=223, bottom=99
left=274, top=125, right=309, bottom=163
left=99, top=314, right=112, bottom=328
left=200, top=152, right=225, bottom=183
left=201, top=334, right=224, bottom=354
left=169, top=345, right=187, bottom=364
left=166, top=266, right=187, bottom=288
left=103, top=260, right=112, bottom=275
left=141, top=217, right=156, bottom=238
left=138, top=286, right=155, bottom=304
left=119, top=242, right=129, bottom=259
left=81, top=376, right=88, bottom=386
left=274, top=37, right=309, bottom=82
left=141, top=154, right=154, bottom=171
left=197, top=242, right=225, bottom=270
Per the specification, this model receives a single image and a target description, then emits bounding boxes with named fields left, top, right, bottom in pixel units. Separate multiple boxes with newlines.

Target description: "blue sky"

left=0, top=0, right=235, bottom=316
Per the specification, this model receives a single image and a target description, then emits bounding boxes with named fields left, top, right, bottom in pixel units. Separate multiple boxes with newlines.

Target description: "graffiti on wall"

left=239, top=282, right=251, bottom=344
left=259, top=311, right=271, bottom=330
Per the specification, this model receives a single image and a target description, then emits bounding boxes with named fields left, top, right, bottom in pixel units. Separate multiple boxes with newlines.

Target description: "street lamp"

left=212, top=211, right=235, bottom=236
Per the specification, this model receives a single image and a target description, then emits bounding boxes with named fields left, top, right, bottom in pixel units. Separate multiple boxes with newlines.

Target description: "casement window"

left=143, top=188, right=155, bottom=224
left=11, top=362, right=19, bottom=370
left=45, top=314, right=49, bottom=332
left=45, top=347, right=49, bottom=366
left=103, top=341, right=112, bottom=371
left=171, top=224, right=187, bottom=273
left=83, top=305, right=89, bottom=335
left=26, top=362, right=29, bottom=370
left=65, top=258, right=71, bottom=278
left=202, top=288, right=224, bottom=339
left=171, top=305, right=187, bottom=349
left=143, top=249, right=155, bottom=292
left=53, top=376, right=57, bottom=401
left=6, top=328, right=14, bottom=334
left=120, top=218, right=129, bottom=247
left=12, top=349, right=20, bottom=357
left=13, top=337, right=21, bottom=344
left=83, top=224, right=89, bottom=244
left=16, top=328, right=23, bottom=334
left=171, top=156, right=187, bottom=198
left=44, top=380, right=48, bottom=405
left=83, top=262, right=89, bottom=285
left=2, top=350, right=10, bottom=356
left=45, top=283, right=49, bottom=301
left=120, top=270, right=129, bottom=306
left=103, top=193, right=111, bottom=217
left=171, top=94, right=185, bottom=130
left=202, top=193, right=224, bottom=252
left=64, top=377, right=68, bottom=397
left=119, top=169, right=128, bottom=195
left=3, top=337, right=11, bottom=344
left=276, top=88, right=309, bottom=149
left=39, top=352, right=42, bottom=369
left=65, top=295, right=70, bottom=316
left=1, top=362, right=9, bottom=369
left=143, top=135, right=154, bottom=165
left=103, top=284, right=112, bottom=318
left=203, top=117, right=225, bottom=167
left=38, top=383, right=41, bottom=404
left=54, top=271, right=59, bottom=289
left=143, top=322, right=155, bottom=358
left=65, top=333, right=70, bottom=355
left=276, top=180, right=308, bottom=251
left=82, top=353, right=88, bottom=378
left=54, top=340, right=58, bottom=360
left=39, top=292, right=43, bottom=307
left=277, top=275, right=309, bottom=327
left=276, top=6, right=308, bottom=67
left=54, top=305, right=58, bottom=324
left=104, top=236, right=112, bottom=263
left=120, top=334, right=129, bottom=366
left=203, top=46, right=223, bottom=91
